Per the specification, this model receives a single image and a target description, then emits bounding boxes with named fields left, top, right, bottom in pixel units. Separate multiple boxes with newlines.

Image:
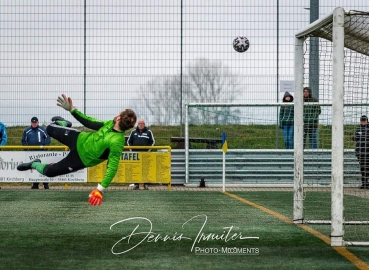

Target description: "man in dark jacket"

left=303, top=87, right=321, bottom=149
left=279, top=91, right=294, bottom=149
left=21, top=116, right=51, bottom=189
left=353, top=115, right=369, bottom=189
left=127, top=119, right=155, bottom=190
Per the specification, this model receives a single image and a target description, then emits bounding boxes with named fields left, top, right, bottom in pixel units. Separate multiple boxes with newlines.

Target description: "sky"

left=0, top=0, right=369, bottom=126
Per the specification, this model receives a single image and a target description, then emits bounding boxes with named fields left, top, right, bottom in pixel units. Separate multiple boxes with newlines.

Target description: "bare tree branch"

left=142, top=59, right=241, bottom=125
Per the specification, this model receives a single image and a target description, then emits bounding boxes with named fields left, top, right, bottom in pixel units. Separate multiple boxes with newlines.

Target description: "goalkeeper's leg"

left=46, top=122, right=79, bottom=150
left=17, top=150, right=85, bottom=177
left=41, top=150, right=85, bottom=177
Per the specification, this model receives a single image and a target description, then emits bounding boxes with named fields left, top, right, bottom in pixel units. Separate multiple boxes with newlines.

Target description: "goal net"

left=294, top=7, right=369, bottom=246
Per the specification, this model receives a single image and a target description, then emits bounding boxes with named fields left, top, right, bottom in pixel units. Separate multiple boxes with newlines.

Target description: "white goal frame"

left=294, top=7, right=369, bottom=246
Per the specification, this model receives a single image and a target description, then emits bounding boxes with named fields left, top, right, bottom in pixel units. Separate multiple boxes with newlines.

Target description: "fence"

left=1, top=1, right=369, bottom=143
left=171, top=149, right=361, bottom=186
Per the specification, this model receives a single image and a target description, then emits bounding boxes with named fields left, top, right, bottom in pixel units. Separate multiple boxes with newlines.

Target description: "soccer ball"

left=233, top=36, right=250, bottom=53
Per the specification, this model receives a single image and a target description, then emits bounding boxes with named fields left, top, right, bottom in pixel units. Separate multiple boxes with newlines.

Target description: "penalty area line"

left=223, top=191, right=369, bottom=270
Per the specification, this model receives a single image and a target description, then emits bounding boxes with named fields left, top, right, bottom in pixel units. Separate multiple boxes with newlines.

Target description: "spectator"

left=127, top=119, right=155, bottom=190
left=21, top=116, right=51, bottom=189
left=303, top=87, right=321, bottom=149
left=0, top=121, right=7, bottom=146
left=17, top=94, right=137, bottom=206
left=353, top=115, right=369, bottom=189
left=279, top=91, right=294, bottom=149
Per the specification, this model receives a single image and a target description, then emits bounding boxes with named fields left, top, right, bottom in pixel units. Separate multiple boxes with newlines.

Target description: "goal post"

left=293, top=31, right=305, bottom=225
left=294, top=7, right=369, bottom=246
left=330, top=8, right=345, bottom=247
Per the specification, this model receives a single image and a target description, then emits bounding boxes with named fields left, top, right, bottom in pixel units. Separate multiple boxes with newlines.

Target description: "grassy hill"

left=4, top=124, right=357, bottom=150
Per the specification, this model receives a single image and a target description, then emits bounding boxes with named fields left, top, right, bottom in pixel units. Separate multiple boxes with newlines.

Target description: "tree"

left=142, top=76, right=186, bottom=125
left=142, top=58, right=241, bottom=125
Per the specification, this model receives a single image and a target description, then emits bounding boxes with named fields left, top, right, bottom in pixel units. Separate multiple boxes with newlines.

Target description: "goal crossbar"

left=296, top=9, right=369, bottom=57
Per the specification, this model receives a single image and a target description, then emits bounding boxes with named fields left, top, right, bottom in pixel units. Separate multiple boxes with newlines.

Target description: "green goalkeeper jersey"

left=71, top=109, right=125, bottom=188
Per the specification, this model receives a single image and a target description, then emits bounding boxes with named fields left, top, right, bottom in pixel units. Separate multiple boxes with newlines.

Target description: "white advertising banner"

left=0, top=151, right=87, bottom=182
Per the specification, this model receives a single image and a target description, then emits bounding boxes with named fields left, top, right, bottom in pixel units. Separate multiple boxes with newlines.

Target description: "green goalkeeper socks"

left=31, top=161, right=47, bottom=174
left=51, top=116, right=72, bottom=127
left=55, top=120, right=69, bottom=127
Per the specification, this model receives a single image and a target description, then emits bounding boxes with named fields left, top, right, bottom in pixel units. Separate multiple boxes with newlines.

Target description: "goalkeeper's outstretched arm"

left=56, top=94, right=104, bottom=130
left=71, top=109, right=104, bottom=131
left=88, top=152, right=120, bottom=206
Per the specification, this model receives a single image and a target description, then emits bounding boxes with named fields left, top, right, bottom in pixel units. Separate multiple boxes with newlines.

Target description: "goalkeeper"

left=17, top=94, right=137, bottom=206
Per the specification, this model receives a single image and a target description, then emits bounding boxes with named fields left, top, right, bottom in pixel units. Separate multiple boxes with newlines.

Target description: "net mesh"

left=300, top=10, right=369, bottom=243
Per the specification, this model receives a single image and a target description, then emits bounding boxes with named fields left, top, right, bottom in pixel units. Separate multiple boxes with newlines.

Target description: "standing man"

left=353, top=115, right=369, bottom=189
left=21, top=116, right=51, bottom=189
left=0, top=121, right=7, bottom=146
left=303, top=87, right=321, bottom=149
left=279, top=91, right=294, bottom=149
left=127, top=119, right=155, bottom=190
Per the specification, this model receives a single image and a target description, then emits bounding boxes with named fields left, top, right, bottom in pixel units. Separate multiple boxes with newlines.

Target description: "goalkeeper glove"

left=57, top=94, right=74, bottom=111
left=88, top=184, right=105, bottom=206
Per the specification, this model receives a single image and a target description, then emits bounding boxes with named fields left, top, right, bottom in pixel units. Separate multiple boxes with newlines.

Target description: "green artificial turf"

left=0, top=190, right=367, bottom=270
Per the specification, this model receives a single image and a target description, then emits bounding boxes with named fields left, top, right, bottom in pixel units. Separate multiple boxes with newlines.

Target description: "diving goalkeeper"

left=17, top=94, right=137, bottom=206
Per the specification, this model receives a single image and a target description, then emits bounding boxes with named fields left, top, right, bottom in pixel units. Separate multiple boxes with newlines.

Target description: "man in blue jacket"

left=0, top=121, right=7, bottom=146
left=21, top=116, right=51, bottom=189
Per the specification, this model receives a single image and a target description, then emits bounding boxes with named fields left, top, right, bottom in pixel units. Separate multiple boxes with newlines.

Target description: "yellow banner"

left=87, top=152, right=171, bottom=184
